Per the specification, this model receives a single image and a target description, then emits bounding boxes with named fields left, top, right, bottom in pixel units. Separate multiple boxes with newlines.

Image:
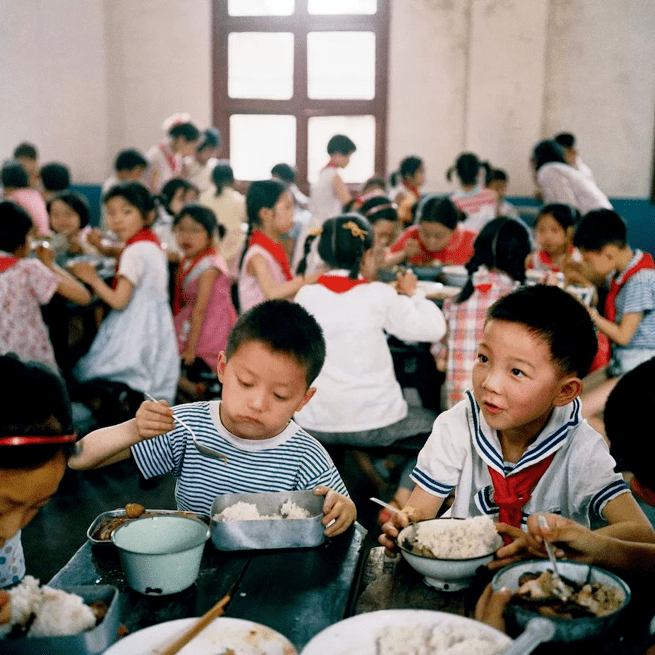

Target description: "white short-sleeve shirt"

left=411, top=391, right=628, bottom=528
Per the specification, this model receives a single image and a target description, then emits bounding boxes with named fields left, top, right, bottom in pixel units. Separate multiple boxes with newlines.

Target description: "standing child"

left=573, top=209, right=655, bottom=434
left=68, top=300, right=357, bottom=536
left=70, top=182, right=179, bottom=403
left=173, top=204, right=237, bottom=398
left=154, top=178, right=199, bottom=261
left=0, top=201, right=91, bottom=371
left=380, top=285, right=654, bottom=561
left=238, top=180, right=319, bottom=313
left=184, top=127, right=221, bottom=194
left=435, top=217, right=531, bottom=408
left=387, top=195, right=476, bottom=267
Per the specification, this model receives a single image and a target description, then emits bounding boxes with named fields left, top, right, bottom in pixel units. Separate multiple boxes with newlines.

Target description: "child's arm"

left=378, top=486, right=444, bottom=553
left=595, top=492, right=655, bottom=543
left=70, top=262, right=134, bottom=310
left=180, top=267, right=219, bottom=366
left=331, top=172, right=352, bottom=207
left=69, top=400, right=175, bottom=470
left=588, top=307, right=643, bottom=346
left=34, top=244, right=92, bottom=305
left=247, top=254, right=321, bottom=300
left=314, top=486, right=357, bottom=537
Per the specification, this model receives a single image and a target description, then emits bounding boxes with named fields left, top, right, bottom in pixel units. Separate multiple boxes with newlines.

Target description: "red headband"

left=0, top=435, right=77, bottom=446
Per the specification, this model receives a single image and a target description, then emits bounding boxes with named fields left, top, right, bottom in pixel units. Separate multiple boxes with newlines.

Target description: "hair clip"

left=342, top=221, right=367, bottom=241
left=365, top=202, right=396, bottom=216
left=309, top=226, right=324, bottom=237
left=0, top=434, right=77, bottom=446
left=162, top=113, right=191, bottom=131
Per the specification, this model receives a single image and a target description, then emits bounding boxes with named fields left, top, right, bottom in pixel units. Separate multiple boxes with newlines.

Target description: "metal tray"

left=1, top=584, right=120, bottom=655
left=210, top=490, right=325, bottom=551
left=87, top=508, right=211, bottom=545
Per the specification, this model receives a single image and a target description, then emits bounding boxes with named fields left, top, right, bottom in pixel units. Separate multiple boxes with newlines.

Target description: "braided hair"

left=321, top=214, right=374, bottom=279
left=446, top=152, right=491, bottom=187
left=456, top=217, right=531, bottom=303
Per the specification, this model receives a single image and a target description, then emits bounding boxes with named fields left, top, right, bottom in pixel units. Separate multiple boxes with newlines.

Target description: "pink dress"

left=5, top=189, right=51, bottom=236
left=174, top=253, right=237, bottom=368
left=238, top=245, right=289, bottom=312
left=0, top=256, right=60, bottom=370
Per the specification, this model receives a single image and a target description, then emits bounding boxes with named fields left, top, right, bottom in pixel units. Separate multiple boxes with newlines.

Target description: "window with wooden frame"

left=212, top=0, right=389, bottom=194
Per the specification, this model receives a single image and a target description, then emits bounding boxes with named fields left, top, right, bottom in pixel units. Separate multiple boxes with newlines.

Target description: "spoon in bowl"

left=537, top=514, right=569, bottom=602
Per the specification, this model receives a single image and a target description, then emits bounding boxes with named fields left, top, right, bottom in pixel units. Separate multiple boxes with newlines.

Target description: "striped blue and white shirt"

left=132, top=401, right=348, bottom=515
left=411, top=391, right=629, bottom=529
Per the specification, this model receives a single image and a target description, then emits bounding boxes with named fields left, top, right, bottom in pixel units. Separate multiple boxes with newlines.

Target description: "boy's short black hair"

left=327, top=134, right=356, bottom=156
left=225, top=300, right=326, bottom=386
left=554, top=132, right=576, bottom=149
left=40, top=162, right=71, bottom=192
left=13, top=142, right=38, bottom=160
left=0, top=354, right=74, bottom=469
left=487, top=285, right=597, bottom=378
left=0, top=200, right=33, bottom=252
left=271, top=163, right=296, bottom=184
left=573, top=209, right=628, bottom=252
left=115, top=148, right=148, bottom=172
left=605, top=357, right=655, bottom=491
left=1, top=161, right=29, bottom=188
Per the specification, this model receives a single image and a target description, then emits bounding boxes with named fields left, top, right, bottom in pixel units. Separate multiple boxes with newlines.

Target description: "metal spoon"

left=144, top=393, right=228, bottom=463
left=503, top=617, right=555, bottom=655
left=538, top=514, right=569, bottom=602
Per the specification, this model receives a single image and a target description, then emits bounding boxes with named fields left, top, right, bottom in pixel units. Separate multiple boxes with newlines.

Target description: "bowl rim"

left=397, top=518, right=500, bottom=562
left=491, top=559, right=632, bottom=623
left=111, top=514, right=210, bottom=555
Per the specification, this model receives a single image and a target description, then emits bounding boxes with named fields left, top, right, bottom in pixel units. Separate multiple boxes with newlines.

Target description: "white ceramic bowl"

left=112, top=515, right=209, bottom=595
left=492, top=559, right=631, bottom=642
left=397, top=519, right=499, bottom=591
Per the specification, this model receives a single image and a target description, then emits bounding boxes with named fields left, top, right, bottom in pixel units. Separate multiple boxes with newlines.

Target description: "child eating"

left=380, top=285, right=654, bottom=562
left=69, top=300, right=357, bottom=537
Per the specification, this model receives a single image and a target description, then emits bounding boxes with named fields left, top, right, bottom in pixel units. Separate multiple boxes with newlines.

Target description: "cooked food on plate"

left=213, top=499, right=313, bottom=522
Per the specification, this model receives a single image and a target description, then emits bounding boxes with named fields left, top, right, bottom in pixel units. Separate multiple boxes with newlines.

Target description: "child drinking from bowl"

left=379, top=285, right=654, bottom=564
left=47, top=191, right=98, bottom=257
left=69, top=300, right=357, bottom=537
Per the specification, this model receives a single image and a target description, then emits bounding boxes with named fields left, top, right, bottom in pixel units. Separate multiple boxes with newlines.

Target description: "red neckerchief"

left=631, top=476, right=655, bottom=507
left=403, top=182, right=420, bottom=198
left=173, top=247, right=216, bottom=315
left=317, top=275, right=369, bottom=293
left=537, top=246, right=574, bottom=272
left=249, top=229, right=293, bottom=281
left=488, top=453, right=555, bottom=537
left=324, top=160, right=340, bottom=169
left=0, top=255, right=20, bottom=273
left=605, top=251, right=655, bottom=322
left=159, top=142, right=182, bottom=176
left=113, top=228, right=162, bottom=288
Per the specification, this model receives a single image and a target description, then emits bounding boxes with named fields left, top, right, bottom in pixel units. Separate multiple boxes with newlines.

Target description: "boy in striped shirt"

left=70, top=300, right=356, bottom=537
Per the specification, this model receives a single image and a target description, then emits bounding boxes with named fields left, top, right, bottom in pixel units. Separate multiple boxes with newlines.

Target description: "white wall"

left=1, top=0, right=654, bottom=196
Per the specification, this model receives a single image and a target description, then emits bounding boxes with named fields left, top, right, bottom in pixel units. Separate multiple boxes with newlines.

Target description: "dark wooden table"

left=49, top=523, right=367, bottom=651
left=352, top=546, right=655, bottom=655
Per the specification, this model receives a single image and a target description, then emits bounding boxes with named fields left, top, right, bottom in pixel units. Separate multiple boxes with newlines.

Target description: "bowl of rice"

left=397, top=516, right=502, bottom=591
left=211, top=489, right=326, bottom=550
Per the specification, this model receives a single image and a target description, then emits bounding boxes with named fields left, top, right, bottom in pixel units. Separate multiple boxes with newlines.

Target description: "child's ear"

left=146, top=209, right=157, bottom=226
left=553, top=376, right=583, bottom=407
left=295, top=387, right=316, bottom=413
left=216, top=352, right=227, bottom=382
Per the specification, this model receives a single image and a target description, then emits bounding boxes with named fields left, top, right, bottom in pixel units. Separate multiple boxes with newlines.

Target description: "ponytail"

left=296, top=228, right=322, bottom=276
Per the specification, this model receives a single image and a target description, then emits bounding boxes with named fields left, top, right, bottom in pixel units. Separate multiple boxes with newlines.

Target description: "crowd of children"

left=3, top=124, right=655, bottom=651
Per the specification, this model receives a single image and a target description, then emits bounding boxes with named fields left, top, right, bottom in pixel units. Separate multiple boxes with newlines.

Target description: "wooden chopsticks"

left=157, top=593, right=232, bottom=655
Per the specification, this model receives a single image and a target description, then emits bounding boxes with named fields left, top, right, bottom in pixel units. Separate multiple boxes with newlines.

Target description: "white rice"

left=0, top=576, right=97, bottom=639
left=214, top=499, right=311, bottom=522
left=414, top=517, right=502, bottom=559
left=377, top=623, right=506, bottom=655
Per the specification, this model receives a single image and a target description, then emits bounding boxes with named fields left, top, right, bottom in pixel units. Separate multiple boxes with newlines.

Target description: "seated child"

left=388, top=156, right=425, bottom=226
left=358, top=195, right=400, bottom=279
left=101, top=148, right=149, bottom=230
left=380, top=284, right=654, bottom=561
left=1, top=161, right=50, bottom=236
left=0, top=201, right=91, bottom=372
left=47, top=191, right=98, bottom=257
left=69, top=300, right=357, bottom=537
left=485, top=168, right=521, bottom=221
left=448, top=153, right=498, bottom=232
left=0, top=354, right=76, bottom=590
left=154, top=178, right=199, bottom=261
left=387, top=195, right=475, bottom=267
left=574, top=209, right=655, bottom=435
left=13, top=142, right=40, bottom=189
left=39, top=162, right=70, bottom=203
left=434, top=217, right=531, bottom=408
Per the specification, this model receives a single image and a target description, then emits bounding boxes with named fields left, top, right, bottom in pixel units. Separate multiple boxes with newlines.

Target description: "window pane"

left=230, top=115, right=296, bottom=181
left=228, top=33, right=294, bottom=99
left=308, top=116, right=375, bottom=184
left=228, top=0, right=294, bottom=16
left=308, top=0, right=376, bottom=14
left=307, top=32, right=375, bottom=100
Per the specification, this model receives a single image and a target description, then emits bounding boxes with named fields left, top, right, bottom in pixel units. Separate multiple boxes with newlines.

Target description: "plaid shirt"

left=436, top=268, right=518, bottom=407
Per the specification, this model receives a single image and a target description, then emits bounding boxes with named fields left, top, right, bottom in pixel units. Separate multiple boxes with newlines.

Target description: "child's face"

left=535, top=214, right=569, bottom=256
left=216, top=340, right=315, bottom=440
left=419, top=221, right=455, bottom=253
left=174, top=214, right=211, bottom=258
left=261, top=191, right=294, bottom=236
left=16, top=156, right=37, bottom=179
left=406, top=166, right=425, bottom=189
left=118, top=166, right=146, bottom=183
left=49, top=199, right=81, bottom=236
left=105, top=196, right=147, bottom=241
left=579, top=247, right=616, bottom=279
left=0, top=450, right=67, bottom=547
left=472, top=319, right=571, bottom=442
left=373, top=219, right=398, bottom=248
left=174, top=136, right=200, bottom=158
left=331, top=152, right=352, bottom=168
left=488, top=179, right=507, bottom=199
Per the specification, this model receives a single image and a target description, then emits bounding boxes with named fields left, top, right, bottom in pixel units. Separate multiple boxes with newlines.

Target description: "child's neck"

left=497, top=409, right=554, bottom=464
left=257, top=224, right=282, bottom=243
left=614, top=246, right=635, bottom=274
